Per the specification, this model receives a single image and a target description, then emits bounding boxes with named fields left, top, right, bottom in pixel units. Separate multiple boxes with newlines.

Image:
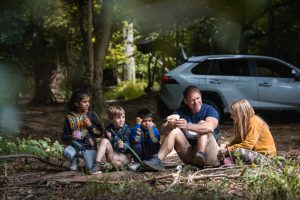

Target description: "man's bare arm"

left=176, top=117, right=218, bottom=135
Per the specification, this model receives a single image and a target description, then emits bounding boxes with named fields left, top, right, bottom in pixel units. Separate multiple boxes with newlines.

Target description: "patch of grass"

left=84, top=181, right=155, bottom=198
left=242, top=159, right=300, bottom=199
left=104, top=80, right=147, bottom=100
left=178, top=179, right=242, bottom=200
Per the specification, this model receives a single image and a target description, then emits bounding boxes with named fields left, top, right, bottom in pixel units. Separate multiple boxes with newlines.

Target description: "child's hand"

left=106, top=131, right=112, bottom=139
left=136, top=117, right=142, bottom=124
left=136, top=130, right=141, bottom=136
left=83, top=117, right=92, bottom=128
left=72, top=131, right=82, bottom=140
left=146, top=122, right=155, bottom=129
left=117, top=140, right=124, bottom=149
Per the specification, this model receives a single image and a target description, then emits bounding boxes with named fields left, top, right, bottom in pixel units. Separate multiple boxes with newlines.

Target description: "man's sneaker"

left=195, top=151, right=206, bottom=166
left=143, top=154, right=165, bottom=171
left=69, top=158, right=78, bottom=171
left=128, top=162, right=141, bottom=171
left=88, top=162, right=103, bottom=175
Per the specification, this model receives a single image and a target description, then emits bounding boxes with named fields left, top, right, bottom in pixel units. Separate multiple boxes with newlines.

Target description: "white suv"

left=157, top=55, right=300, bottom=119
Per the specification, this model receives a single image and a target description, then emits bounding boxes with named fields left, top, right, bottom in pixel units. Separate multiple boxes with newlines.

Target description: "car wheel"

left=202, top=99, right=223, bottom=123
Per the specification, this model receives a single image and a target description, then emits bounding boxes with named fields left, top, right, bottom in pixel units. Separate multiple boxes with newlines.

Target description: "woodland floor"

left=1, top=92, right=300, bottom=199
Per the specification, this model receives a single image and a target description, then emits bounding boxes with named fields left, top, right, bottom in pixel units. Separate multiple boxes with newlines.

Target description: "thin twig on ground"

left=191, top=165, right=244, bottom=177
left=187, top=173, right=241, bottom=182
left=145, top=173, right=177, bottom=183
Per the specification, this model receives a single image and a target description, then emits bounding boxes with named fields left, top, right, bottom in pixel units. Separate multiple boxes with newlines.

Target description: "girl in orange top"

left=218, top=99, right=276, bottom=165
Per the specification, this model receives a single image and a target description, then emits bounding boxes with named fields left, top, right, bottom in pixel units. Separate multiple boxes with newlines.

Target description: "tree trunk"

left=145, top=54, right=153, bottom=92
left=268, top=0, right=275, bottom=56
left=238, top=22, right=249, bottom=54
left=87, top=0, right=94, bottom=85
left=77, top=0, right=89, bottom=88
left=123, top=21, right=135, bottom=82
left=31, top=62, right=57, bottom=104
left=30, top=2, right=56, bottom=105
left=93, top=0, right=114, bottom=113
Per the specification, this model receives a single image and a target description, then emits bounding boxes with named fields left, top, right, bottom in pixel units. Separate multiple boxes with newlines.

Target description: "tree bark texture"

left=87, top=0, right=94, bottom=85
left=93, top=0, right=114, bottom=113
left=30, top=2, right=56, bottom=105
left=123, top=22, right=136, bottom=82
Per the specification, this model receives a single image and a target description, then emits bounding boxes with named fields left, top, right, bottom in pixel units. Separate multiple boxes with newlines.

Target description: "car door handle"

left=209, top=80, right=221, bottom=84
left=258, top=82, right=272, bottom=87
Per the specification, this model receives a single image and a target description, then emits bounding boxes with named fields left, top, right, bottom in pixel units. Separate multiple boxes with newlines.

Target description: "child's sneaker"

left=128, top=162, right=141, bottom=171
left=69, top=158, right=78, bottom=171
left=88, top=162, right=104, bottom=175
left=143, top=154, right=165, bottom=171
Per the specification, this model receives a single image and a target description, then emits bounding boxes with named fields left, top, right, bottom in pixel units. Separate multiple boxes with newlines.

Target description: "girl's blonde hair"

left=108, top=105, right=125, bottom=120
left=230, top=99, right=255, bottom=141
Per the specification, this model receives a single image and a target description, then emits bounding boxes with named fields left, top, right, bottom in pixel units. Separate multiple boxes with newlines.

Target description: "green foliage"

left=104, top=80, right=147, bottom=100
left=0, top=135, right=63, bottom=158
left=242, top=159, right=300, bottom=199
left=0, top=4, right=29, bottom=46
left=106, top=30, right=127, bottom=68
left=105, top=24, right=152, bottom=81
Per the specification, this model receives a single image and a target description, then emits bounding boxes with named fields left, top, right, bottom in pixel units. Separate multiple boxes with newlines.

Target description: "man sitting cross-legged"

left=143, top=85, right=220, bottom=171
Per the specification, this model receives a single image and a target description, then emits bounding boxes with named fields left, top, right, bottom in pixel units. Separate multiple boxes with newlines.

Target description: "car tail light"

left=161, top=75, right=179, bottom=84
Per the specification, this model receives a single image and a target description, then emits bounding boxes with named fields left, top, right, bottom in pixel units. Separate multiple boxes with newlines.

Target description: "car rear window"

left=191, top=60, right=211, bottom=75
left=208, top=59, right=250, bottom=76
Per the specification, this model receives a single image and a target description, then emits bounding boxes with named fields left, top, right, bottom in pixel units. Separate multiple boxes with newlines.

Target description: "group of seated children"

left=61, top=87, right=277, bottom=174
left=61, top=89, right=160, bottom=174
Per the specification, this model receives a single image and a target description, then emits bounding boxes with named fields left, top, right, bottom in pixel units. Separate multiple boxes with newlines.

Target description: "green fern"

left=0, top=135, right=63, bottom=158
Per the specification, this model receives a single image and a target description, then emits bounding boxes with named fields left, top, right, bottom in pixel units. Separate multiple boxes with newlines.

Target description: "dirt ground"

left=1, top=92, right=300, bottom=199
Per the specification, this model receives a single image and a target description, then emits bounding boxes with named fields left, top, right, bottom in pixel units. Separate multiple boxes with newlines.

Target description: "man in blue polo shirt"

left=144, top=86, right=220, bottom=171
